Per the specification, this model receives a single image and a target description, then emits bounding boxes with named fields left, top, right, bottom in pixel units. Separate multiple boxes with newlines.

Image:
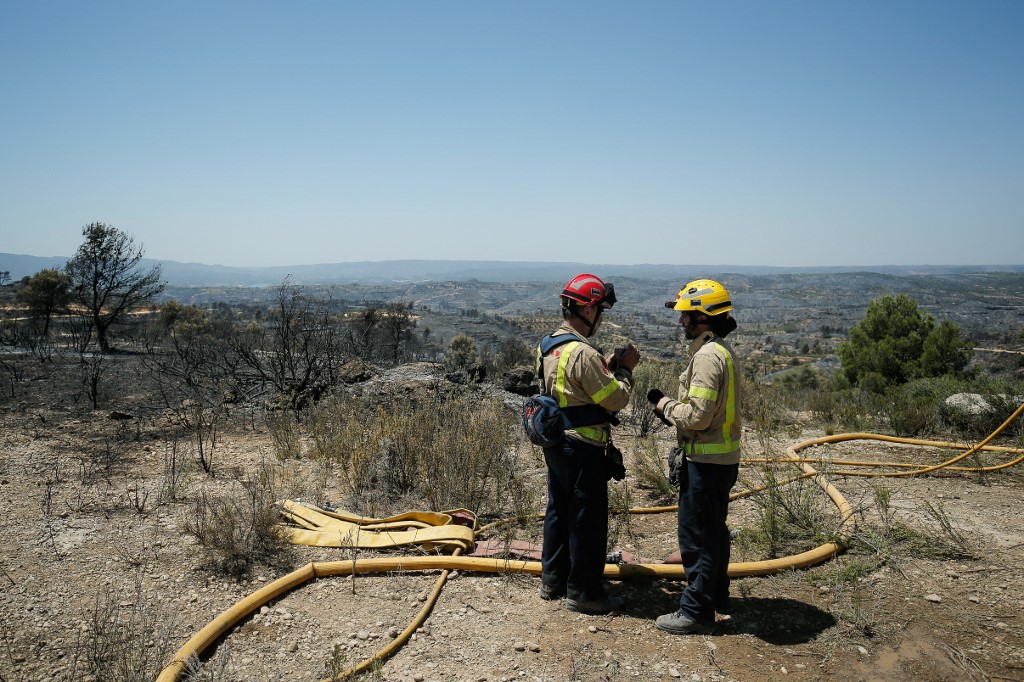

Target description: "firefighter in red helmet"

left=536, top=273, right=640, bottom=615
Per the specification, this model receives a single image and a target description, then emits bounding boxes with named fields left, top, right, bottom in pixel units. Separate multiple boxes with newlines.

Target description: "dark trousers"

left=676, top=459, right=739, bottom=623
left=541, top=438, right=608, bottom=601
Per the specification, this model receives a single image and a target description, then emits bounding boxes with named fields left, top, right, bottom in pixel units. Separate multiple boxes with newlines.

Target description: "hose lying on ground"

left=157, top=400, right=1024, bottom=682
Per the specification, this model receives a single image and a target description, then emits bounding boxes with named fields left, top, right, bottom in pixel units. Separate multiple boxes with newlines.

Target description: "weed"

left=182, top=463, right=289, bottom=578
left=160, top=430, right=189, bottom=502
left=872, top=482, right=896, bottom=534
left=266, top=409, right=303, bottom=460
left=125, top=478, right=150, bottom=513
left=421, top=393, right=519, bottom=515
left=744, top=381, right=786, bottom=456
left=882, top=383, right=938, bottom=436
left=317, top=389, right=525, bottom=517
left=742, top=460, right=832, bottom=560
left=805, top=555, right=887, bottom=641
left=806, top=556, right=881, bottom=588
left=64, top=583, right=177, bottom=682
left=624, top=359, right=683, bottom=438
left=181, top=646, right=233, bottom=681
left=630, top=437, right=675, bottom=503
left=321, top=645, right=390, bottom=681
left=607, top=479, right=640, bottom=556
left=919, top=500, right=975, bottom=559
left=306, top=392, right=349, bottom=462
left=321, top=644, right=349, bottom=679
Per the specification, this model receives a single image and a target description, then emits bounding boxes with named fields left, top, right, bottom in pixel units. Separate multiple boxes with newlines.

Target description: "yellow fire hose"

left=157, top=400, right=1024, bottom=682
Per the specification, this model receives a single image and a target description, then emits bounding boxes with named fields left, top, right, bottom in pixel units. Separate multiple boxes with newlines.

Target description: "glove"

left=668, top=447, right=682, bottom=486
left=606, top=443, right=626, bottom=481
left=647, top=388, right=673, bottom=425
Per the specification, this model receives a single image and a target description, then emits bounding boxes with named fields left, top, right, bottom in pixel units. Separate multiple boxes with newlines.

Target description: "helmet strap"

left=570, top=304, right=599, bottom=337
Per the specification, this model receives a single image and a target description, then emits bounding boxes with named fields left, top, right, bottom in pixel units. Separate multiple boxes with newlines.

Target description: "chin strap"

left=571, top=306, right=599, bottom=337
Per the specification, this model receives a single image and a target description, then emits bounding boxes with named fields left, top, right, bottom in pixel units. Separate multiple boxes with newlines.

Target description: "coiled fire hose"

left=157, top=400, right=1024, bottom=682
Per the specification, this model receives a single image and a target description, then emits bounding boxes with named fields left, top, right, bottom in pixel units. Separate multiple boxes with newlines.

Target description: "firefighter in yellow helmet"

left=537, top=274, right=640, bottom=615
left=647, top=279, right=742, bottom=634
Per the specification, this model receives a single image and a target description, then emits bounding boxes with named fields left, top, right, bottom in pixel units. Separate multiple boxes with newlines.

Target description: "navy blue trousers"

left=541, top=438, right=608, bottom=601
left=676, top=459, right=739, bottom=623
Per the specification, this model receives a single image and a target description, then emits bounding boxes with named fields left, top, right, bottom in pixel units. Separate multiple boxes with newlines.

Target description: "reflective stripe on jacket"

left=537, top=323, right=633, bottom=446
left=661, top=331, right=742, bottom=464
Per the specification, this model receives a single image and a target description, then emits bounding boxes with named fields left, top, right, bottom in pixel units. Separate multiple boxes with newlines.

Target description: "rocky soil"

left=1, top=366, right=1023, bottom=682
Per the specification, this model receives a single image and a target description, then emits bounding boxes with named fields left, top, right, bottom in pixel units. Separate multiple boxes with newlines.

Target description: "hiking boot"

left=655, top=611, right=715, bottom=635
left=539, top=583, right=566, bottom=601
left=565, top=594, right=625, bottom=615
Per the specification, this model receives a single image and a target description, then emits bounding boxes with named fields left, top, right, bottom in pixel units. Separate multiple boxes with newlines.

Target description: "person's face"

left=679, top=311, right=705, bottom=339
left=587, top=305, right=604, bottom=335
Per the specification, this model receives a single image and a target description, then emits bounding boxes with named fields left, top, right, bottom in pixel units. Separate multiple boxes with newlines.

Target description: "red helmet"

left=560, top=273, right=616, bottom=309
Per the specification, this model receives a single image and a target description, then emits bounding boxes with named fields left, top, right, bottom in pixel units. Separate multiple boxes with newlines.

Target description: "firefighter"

left=537, top=273, right=640, bottom=614
left=647, top=279, right=743, bottom=634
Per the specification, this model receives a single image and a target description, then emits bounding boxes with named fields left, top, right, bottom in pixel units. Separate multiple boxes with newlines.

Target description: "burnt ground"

left=1, top=367, right=1023, bottom=682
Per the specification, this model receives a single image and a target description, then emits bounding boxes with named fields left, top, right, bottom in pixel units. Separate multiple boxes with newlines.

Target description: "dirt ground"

left=1, top=378, right=1023, bottom=682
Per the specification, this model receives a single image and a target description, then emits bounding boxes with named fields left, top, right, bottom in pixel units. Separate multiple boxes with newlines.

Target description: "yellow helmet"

left=665, top=279, right=732, bottom=316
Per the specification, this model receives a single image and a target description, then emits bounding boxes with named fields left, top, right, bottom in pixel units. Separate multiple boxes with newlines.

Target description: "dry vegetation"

left=1, top=275, right=1023, bottom=682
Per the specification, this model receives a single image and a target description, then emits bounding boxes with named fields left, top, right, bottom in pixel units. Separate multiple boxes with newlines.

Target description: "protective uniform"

left=655, top=280, right=743, bottom=631
left=660, top=331, right=742, bottom=465
left=538, top=315, right=634, bottom=605
left=537, top=322, right=633, bottom=446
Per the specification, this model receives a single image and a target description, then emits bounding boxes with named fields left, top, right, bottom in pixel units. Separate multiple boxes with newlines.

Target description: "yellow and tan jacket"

left=536, top=323, right=633, bottom=446
left=660, top=331, right=742, bottom=465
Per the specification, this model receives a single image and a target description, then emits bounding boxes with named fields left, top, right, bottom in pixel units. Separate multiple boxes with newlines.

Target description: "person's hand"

left=647, top=389, right=673, bottom=423
left=618, top=343, right=640, bottom=371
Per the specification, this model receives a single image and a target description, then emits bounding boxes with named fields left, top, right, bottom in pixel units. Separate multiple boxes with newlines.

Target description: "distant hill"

left=1, top=252, right=1022, bottom=287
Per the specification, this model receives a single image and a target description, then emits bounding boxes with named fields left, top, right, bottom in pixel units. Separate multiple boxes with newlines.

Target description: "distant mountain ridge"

left=2, top=252, right=1022, bottom=287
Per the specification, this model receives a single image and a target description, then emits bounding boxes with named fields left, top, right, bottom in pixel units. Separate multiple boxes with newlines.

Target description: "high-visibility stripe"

left=573, top=426, right=609, bottom=443
left=685, top=441, right=739, bottom=455
left=591, top=377, right=621, bottom=405
left=715, top=342, right=737, bottom=453
left=553, top=341, right=581, bottom=408
left=546, top=340, right=611, bottom=440
left=688, top=385, right=718, bottom=401
left=684, top=342, right=739, bottom=456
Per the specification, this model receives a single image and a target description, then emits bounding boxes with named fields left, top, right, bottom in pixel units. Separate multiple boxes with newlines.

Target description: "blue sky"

left=1, top=1, right=1021, bottom=267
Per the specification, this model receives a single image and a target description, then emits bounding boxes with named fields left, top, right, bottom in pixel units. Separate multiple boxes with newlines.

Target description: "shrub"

left=938, top=377, right=1024, bottom=439
left=65, top=584, right=176, bottom=682
left=838, top=294, right=973, bottom=391
left=624, top=358, right=683, bottom=438
left=882, top=383, right=938, bottom=436
left=182, top=464, right=288, bottom=578
left=444, top=334, right=479, bottom=374
left=307, top=388, right=528, bottom=518
left=266, top=409, right=303, bottom=460
left=630, top=437, right=675, bottom=503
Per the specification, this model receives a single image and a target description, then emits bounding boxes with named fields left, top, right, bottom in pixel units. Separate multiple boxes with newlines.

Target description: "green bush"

left=806, top=383, right=882, bottom=434
left=838, top=294, right=973, bottom=391
left=882, top=382, right=940, bottom=437
left=938, top=377, right=1024, bottom=439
